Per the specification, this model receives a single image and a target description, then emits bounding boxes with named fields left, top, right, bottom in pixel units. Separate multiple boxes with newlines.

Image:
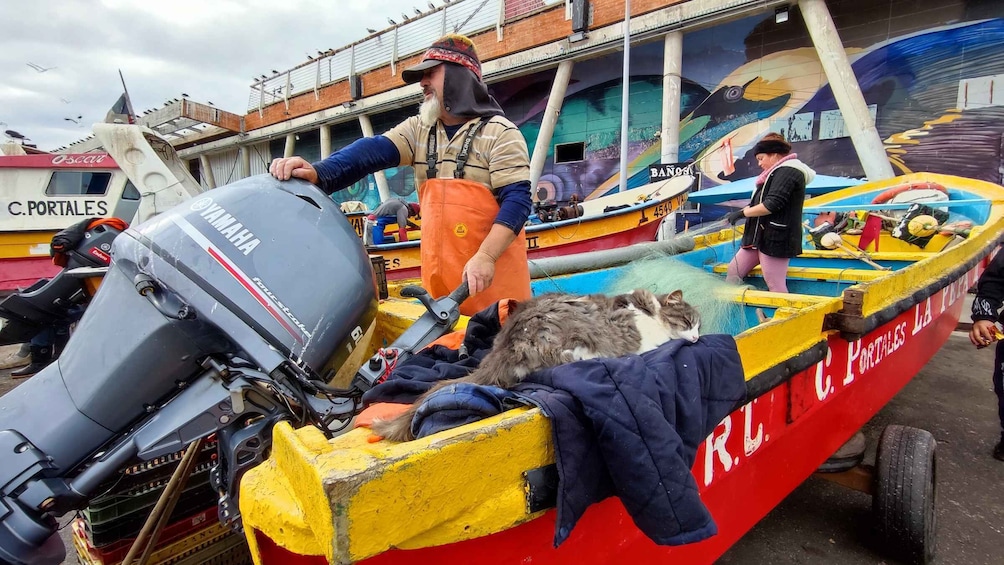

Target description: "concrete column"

left=320, top=123, right=332, bottom=158
left=660, top=31, right=683, bottom=164
left=199, top=154, right=216, bottom=189
left=358, top=114, right=392, bottom=202
left=283, top=133, right=296, bottom=158
left=529, top=60, right=575, bottom=197
left=239, top=146, right=251, bottom=179
left=799, top=0, right=894, bottom=180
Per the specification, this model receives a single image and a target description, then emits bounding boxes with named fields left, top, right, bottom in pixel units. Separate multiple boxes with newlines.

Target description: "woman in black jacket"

left=724, top=133, right=815, bottom=293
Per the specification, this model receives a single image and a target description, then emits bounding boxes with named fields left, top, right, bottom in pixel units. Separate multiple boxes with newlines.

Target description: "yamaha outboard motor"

left=0, top=175, right=379, bottom=564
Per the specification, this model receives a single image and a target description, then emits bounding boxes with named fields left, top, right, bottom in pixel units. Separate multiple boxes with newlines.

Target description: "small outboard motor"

left=0, top=175, right=380, bottom=564
left=0, top=219, right=122, bottom=347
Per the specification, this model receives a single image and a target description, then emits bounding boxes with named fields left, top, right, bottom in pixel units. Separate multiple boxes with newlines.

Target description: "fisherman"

left=369, top=199, right=420, bottom=244
left=270, top=34, right=532, bottom=315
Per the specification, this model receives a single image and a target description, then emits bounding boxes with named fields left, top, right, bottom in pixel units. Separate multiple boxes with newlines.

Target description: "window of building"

left=45, top=171, right=112, bottom=196
left=554, top=141, right=585, bottom=163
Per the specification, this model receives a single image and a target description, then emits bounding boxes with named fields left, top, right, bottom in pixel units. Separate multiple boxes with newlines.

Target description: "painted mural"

left=497, top=0, right=1004, bottom=203
left=329, top=0, right=1004, bottom=210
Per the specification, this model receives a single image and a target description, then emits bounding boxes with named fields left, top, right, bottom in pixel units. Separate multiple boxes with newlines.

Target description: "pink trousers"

left=725, top=247, right=790, bottom=293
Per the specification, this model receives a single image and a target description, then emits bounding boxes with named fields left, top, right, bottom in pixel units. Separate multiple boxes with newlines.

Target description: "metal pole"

left=618, top=0, right=631, bottom=194
left=529, top=60, right=574, bottom=196
left=358, top=114, right=392, bottom=202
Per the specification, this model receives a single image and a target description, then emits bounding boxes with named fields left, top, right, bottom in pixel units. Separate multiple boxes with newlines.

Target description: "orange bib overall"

left=418, top=119, right=530, bottom=316
left=418, top=179, right=530, bottom=316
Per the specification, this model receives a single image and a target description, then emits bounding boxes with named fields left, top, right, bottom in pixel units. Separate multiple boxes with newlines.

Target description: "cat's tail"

left=369, top=351, right=517, bottom=442
left=370, top=402, right=421, bottom=442
left=370, top=379, right=454, bottom=442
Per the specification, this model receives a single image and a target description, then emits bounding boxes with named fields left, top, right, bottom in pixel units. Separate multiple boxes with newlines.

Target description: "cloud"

left=1, top=0, right=426, bottom=150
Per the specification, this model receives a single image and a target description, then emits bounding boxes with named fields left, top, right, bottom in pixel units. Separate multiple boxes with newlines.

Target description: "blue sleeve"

left=494, top=181, right=532, bottom=234
left=311, top=135, right=400, bottom=195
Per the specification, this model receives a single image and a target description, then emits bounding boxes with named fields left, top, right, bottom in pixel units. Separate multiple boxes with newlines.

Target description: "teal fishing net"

left=603, top=253, right=751, bottom=336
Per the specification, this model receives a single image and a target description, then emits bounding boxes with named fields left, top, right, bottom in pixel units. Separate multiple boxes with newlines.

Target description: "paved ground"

left=718, top=329, right=1004, bottom=564
left=2, top=328, right=1003, bottom=564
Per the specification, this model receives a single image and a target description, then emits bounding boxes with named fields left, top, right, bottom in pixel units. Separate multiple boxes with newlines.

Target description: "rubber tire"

left=873, top=424, right=938, bottom=565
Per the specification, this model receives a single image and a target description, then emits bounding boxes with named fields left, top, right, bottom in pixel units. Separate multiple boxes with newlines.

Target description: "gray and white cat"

left=371, top=288, right=701, bottom=442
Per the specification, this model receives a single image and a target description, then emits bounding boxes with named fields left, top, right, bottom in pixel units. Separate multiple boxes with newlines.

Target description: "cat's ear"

left=634, top=289, right=660, bottom=313
left=664, top=290, right=684, bottom=304
left=613, top=294, right=632, bottom=309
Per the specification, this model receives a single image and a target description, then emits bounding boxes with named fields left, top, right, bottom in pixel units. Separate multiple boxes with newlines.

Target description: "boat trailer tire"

left=873, top=424, right=937, bottom=565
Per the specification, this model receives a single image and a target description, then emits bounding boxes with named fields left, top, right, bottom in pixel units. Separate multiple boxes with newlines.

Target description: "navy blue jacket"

left=364, top=304, right=747, bottom=548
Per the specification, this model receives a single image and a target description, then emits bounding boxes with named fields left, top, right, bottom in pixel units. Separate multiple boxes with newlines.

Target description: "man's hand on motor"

left=463, top=251, right=497, bottom=296
left=970, top=319, right=1001, bottom=347
left=269, top=157, right=319, bottom=184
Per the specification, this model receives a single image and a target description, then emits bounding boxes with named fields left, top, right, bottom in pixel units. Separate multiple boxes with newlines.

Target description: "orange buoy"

left=871, top=181, right=947, bottom=204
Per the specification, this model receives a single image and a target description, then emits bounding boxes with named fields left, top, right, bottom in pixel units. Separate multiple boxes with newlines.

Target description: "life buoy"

left=871, top=181, right=947, bottom=204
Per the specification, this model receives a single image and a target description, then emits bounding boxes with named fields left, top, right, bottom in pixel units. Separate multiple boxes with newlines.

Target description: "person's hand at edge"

left=970, top=319, right=1000, bottom=347
left=269, top=157, right=319, bottom=184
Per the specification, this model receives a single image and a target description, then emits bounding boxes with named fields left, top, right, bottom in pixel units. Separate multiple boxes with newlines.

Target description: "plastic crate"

left=85, top=483, right=217, bottom=547
left=73, top=515, right=250, bottom=565
left=84, top=466, right=213, bottom=525
left=369, top=254, right=388, bottom=299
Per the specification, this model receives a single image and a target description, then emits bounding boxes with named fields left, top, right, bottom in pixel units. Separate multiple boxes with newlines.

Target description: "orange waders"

left=418, top=119, right=531, bottom=316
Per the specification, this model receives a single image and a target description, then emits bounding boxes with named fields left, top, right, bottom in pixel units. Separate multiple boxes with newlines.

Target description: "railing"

left=246, top=0, right=565, bottom=113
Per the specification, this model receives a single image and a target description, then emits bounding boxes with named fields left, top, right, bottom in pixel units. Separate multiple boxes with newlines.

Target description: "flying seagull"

left=64, top=115, right=82, bottom=125
left=26, top=62, right=56, bottom=72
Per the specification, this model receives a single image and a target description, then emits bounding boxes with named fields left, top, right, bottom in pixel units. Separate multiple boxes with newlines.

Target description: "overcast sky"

left=1, top=0, right=426, bottom=151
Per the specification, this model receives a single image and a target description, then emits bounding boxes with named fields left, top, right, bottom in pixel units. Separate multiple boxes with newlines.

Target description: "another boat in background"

left=0, top=124, right=203, bottom=292
left=356, top=175, right=694, bottom=280
left=687, top=173, right=864, bottom=205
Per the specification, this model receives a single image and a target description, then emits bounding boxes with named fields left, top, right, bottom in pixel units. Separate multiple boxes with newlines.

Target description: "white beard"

left=419, top=95, right=442, bottom=127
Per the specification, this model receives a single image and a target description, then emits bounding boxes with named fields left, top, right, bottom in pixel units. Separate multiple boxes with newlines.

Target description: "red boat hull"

left=0, top=257, right=60, bottom=293
left=345, top=266, right=975, bottom=564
